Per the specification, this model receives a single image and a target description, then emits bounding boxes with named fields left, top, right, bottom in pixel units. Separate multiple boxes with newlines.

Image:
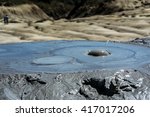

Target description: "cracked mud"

left=0, top=39, right=150, bottom=100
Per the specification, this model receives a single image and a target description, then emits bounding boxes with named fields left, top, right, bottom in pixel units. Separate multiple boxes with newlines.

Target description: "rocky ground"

left=0, top=66, right=150, bottom=100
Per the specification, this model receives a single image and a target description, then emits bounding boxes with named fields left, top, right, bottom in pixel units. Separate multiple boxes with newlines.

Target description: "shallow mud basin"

left=0, top=40, right=150, bottom=73
left=0, top=40, right=150, bottom=100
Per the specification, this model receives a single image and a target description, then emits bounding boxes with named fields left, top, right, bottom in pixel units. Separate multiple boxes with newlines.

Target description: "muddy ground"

left=0, top=38, right=150, bottom=100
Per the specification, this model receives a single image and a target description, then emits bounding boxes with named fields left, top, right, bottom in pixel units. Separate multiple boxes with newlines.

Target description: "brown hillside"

left=0, top=4, right=49, bottom=22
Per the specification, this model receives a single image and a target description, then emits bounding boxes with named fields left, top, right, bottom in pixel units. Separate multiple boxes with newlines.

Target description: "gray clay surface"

left=0, top=40, right=150, bottom=73
left=0, top=39, right=150, bottom=100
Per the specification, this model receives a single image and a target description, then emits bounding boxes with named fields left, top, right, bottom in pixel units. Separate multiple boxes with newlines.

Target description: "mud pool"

left=0, top=40, right=150, bottom=100
left=0, top=40, right=150, bottom=73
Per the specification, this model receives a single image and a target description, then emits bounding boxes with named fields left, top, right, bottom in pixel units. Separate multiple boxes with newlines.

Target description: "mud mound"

left=0, top=40, right=150, bottom=100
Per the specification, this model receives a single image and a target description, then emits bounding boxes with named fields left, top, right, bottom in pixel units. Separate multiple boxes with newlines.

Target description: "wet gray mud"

left=0, top=39, right=150, bottom=100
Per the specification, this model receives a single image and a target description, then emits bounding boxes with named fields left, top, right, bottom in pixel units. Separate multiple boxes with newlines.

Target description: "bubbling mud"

left=0, top=40, right=150, bottom=73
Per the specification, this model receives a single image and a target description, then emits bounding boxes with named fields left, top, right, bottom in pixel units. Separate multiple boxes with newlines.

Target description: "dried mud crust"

left=0, top=69, right=150, bottom=100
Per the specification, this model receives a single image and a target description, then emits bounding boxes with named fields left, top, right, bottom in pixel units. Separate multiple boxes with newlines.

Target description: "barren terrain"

left=0, top=4, right=150, bottom=44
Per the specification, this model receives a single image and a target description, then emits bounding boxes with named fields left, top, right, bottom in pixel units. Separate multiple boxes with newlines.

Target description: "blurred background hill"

left=0, top=0, right=150, bottom=20
left=0, top=0, right=150, bottom=44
